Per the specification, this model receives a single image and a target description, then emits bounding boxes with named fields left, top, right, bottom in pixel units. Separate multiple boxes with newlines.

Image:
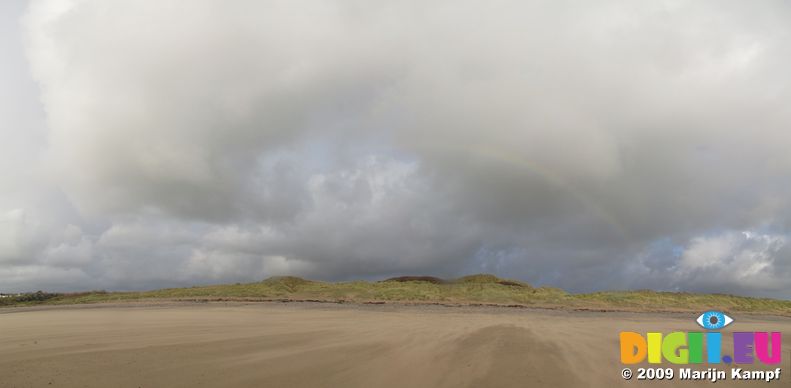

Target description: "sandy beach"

left=1, top=303, right=789, bottom=388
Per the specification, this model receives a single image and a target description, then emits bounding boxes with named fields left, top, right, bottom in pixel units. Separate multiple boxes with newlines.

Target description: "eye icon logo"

left=695, top=311, right=733, bottom=330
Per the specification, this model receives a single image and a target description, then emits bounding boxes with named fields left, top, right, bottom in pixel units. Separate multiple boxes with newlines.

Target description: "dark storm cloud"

left=2, top=0, right=791, bottom=296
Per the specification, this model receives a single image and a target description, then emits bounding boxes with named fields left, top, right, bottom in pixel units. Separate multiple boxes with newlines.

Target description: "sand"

left=1, top=302, right=789, bottom=387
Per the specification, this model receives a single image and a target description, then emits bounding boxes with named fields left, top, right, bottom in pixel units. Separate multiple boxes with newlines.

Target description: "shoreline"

left=4, top=299, right=791, bottom=322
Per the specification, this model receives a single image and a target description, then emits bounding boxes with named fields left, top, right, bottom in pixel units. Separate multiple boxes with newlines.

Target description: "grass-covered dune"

left=3, top=274, right=791, bottom=316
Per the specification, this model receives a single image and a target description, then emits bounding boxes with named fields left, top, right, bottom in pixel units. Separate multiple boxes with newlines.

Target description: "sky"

left=2, top=0, right=791, bottom=297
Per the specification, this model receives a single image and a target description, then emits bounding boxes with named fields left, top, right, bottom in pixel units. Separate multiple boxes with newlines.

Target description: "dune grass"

left=3, top=274, right=791, bottom=316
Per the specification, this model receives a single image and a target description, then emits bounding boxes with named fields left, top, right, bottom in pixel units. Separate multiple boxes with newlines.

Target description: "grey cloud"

left=2, top=0, right=791, bottom=297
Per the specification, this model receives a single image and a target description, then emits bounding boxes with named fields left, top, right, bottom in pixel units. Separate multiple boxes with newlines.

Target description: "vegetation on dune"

left=0, top=290, right=109, bottom=307
left=454, top=274, right=530, bottom=288
left=262, top=276, right=315, bottom=292
left=3, top=274, right=791, bottom=316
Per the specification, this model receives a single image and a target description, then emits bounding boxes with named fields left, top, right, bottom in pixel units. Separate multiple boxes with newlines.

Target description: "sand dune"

left=1, top=303, right=788, bottom=387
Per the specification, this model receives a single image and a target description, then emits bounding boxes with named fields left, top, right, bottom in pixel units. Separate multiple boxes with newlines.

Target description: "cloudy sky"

left=2, top=0, right=791, bottom=297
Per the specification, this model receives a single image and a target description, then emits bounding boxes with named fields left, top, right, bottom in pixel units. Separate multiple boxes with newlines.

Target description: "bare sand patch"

left=1, top=303, right=789, bottom=387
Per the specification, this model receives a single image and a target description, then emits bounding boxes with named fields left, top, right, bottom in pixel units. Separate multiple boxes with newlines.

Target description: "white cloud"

left=674, top=231, right=787, bottom=292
